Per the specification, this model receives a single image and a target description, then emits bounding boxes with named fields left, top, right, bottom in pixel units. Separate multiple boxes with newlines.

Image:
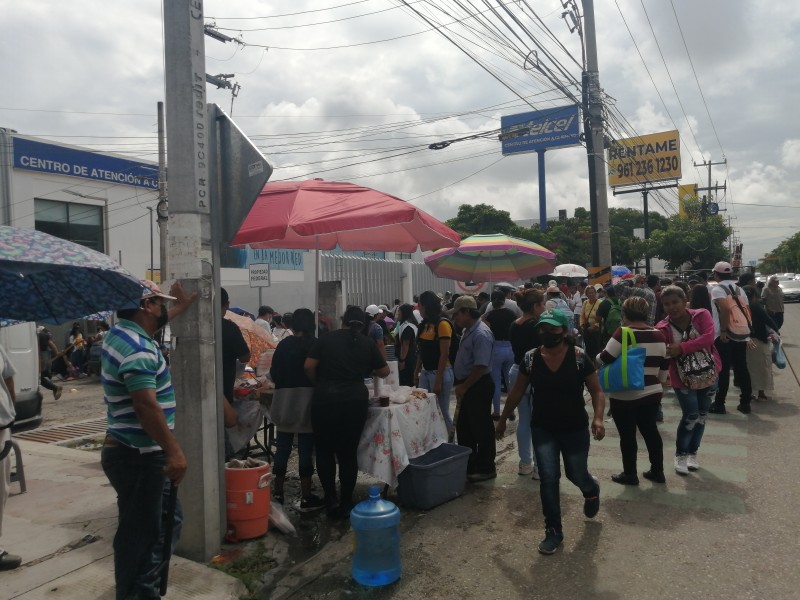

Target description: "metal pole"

left=642, top=189, right=650, bottom=276
left=164, top=0, right=222, bottom=562
left=148, top=206, right=154, bottom=279
left=157, top=101, right=169, bottom=281
left=537, top=150, right=547, bottom=232
left=581, top=0, right=612, bottom=267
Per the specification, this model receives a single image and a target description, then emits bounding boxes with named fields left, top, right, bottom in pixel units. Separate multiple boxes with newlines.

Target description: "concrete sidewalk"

left=2, top=441, right=245, bottom=600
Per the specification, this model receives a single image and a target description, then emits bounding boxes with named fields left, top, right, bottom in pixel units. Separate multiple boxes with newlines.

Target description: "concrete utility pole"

left=164, top=0, right=224, bottom=561
left=157, top=101, right=169, bottom=281
left=694, top=157, right=727, bottom=223
left=581, top=0, right=612, bottom=267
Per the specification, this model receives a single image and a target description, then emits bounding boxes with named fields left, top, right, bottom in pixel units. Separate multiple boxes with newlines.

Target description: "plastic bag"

left=268, top=501, right=297, bottom=537
left=226, top=399, right=264, bottom=454
left=772, top=338, right=787, bottom=369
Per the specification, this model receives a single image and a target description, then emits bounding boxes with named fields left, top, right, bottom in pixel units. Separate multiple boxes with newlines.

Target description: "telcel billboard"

left=499, top=105, right=581, bottom=155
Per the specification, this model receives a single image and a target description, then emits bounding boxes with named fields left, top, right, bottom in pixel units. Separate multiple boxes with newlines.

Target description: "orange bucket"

left=225, top=460, right=271, bottom=541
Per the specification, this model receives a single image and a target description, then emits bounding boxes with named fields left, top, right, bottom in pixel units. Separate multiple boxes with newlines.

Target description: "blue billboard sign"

left=12, top=137, right=160, bottom=190
left=499, top=105, right=581, bottom=155
left=221, top=246, right=306, bottom=271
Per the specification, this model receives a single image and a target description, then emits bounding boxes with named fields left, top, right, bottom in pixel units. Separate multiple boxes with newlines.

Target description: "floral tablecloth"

left=357, top=393, right=448, bottom=489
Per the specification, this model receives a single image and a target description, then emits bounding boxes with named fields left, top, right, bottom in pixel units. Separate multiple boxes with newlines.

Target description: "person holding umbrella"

left=100, top=280, right=196, bottom=600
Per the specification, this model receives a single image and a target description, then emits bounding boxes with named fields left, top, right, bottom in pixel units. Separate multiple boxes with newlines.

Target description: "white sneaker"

left=531, top=464, right=540, bottom=480
left=686, top=454, right=699, bottom=471
left=674, top=454, right=689, bottom=476
left=518, top=462, right=534, bottom=476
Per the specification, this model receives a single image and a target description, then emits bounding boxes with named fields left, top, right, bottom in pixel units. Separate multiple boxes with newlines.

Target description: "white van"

left=0, top=322, right=42, bottom=431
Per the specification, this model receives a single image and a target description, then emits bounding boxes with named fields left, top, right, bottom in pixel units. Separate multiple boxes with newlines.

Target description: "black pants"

left=714, top=338, right=752, bottom=406
left=611, top=400, right=663, bottom=475
left=311, top=383, right=368, bottom=508
left=456, top=374, right=496, bottom=474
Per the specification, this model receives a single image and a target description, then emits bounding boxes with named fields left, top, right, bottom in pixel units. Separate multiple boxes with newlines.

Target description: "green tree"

left=759, top=232, right=800, bottom=273
left=608, top=207, right=668, bottom=266
left=445, top=204, right=521, bottom=238
left=647, top=198, right=731, bottom=270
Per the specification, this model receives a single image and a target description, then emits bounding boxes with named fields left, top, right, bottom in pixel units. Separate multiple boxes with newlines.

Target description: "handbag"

left=672, top=321, right=717, bottom=390
left=772, top=337, right=787, bottom=369
left=599, top=327, right=646, bottom=393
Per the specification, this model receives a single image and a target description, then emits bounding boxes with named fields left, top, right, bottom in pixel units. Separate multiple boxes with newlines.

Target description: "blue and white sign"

left=499, top=105, right=581, bottom=155
left=13, top=137, right=159, bottom=190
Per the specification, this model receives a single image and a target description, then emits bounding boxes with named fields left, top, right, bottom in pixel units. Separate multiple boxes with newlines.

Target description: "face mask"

left=541, top=332, right=563, bottom=348
left=156, top=304, right=169, bottom=330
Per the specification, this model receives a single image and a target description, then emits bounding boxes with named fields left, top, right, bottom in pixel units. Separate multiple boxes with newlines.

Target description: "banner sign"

left=607, top=130, right=681, bottom=187
left=499, top=105, right=581, bottom=155
left=587, top=266, right=611, bottom=287
left=677, top=183, right=698, bottom=219
left=13, top=137, right=159, bottom=190
left=249, top=263, right=271, bottom=288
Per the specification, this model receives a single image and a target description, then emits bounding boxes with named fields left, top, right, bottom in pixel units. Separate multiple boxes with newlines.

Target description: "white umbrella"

left=550, top=263, right=589, bottom=278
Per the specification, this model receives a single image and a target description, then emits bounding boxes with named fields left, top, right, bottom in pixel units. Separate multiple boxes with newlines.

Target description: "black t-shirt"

left=484, top=307, right=516, bottom=341
left=38, top=330, right=52, bottom=352
left=394, top=323, right=417, bottom=364
left=270, top=335, right=313, bottom=389
left=509, top=319, right=540, bottom=365
left=522, top=345, right=594, bottom=433
left=221, top=318, right=250, bottom=402
left=596, top=298, right=612, bottom=321
left=308, top=328, right=386, bottom=383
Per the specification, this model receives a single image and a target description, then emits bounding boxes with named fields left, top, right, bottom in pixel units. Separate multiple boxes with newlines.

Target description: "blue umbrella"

left=0, top=226, right=147, bottom=325
left=611, top=265, right=632, bottom=278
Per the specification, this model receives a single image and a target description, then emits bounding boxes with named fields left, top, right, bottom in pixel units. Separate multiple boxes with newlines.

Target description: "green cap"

left=536, top=309, right=571, bottom=329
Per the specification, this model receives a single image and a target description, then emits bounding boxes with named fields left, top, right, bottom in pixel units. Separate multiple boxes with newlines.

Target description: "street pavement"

left=2, top=304, right=799, bottom=599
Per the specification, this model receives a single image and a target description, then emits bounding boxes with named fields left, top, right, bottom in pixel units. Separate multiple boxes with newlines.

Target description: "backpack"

left=720, top=284, right=752, bottom=341
left=604, top=299, right=622, bottom=337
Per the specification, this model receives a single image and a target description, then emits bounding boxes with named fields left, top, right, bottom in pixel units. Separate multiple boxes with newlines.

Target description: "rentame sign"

left=607, top=130, right=681, bottom=187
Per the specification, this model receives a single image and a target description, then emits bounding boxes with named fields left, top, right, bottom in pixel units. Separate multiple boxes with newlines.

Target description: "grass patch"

left=211, top=541, right=276, bottom=595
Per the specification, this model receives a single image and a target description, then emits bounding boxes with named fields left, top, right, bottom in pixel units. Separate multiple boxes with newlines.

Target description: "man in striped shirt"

left=101, top=279, right=195, bottom=600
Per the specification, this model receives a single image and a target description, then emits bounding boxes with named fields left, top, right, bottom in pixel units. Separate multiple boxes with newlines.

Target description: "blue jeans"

left=419, top=366, right=454, bottom=433
left=490, top=341, right=514, bottom=414
left=674, top=385, right=715, bottom=456
left=273, top=431, right=315, bottom=477
left=508, top=364, right=533, bottom=466
left=101, top=447, right=183, bottom=600
left=532, top=427, right=598, bottom=532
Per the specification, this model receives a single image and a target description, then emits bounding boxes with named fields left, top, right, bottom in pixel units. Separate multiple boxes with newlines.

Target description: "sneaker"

left=674, top=455, right=689, bottom=476
left=708, top=402, right=726, bottom=414
left=518, top=462, right=534, bottom=476
left=467, top=471, right=497, bottom=482
left=686, top=454, right=699, bottom=471
left=583, top=477, right=600, bottom=518
left=0, top=550, right=22, bottom=571
left=531, top=464, right=540, bottom=481
left=611, top=472, right=639, bottom=486
left=736, top=403, right=751, bottom=415
left=655, top=409, right=664, bottom=423
left=537, top=529, right=564, bottom=555
left=643, top=469, right=666, bottom=483
left=53, top=386, right=63, bottom=401
left=298, top=494, right=326, bottom=513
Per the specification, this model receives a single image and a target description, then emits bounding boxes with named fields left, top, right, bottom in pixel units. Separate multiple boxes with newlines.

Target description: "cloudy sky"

left=1, top=0, right=798, bottom=265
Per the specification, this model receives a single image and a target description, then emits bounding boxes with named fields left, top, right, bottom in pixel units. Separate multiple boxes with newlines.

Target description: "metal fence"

left=319, top=253, right=458, bottom=306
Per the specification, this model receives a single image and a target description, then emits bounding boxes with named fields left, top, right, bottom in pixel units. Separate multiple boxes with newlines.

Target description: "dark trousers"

left=714, top=338, right=752, bottom=406
left=611, top=401, right=664, bottom=475
left=311, top=383, right=368, bottom=508
left=101, top=447, right=182, bottom=600
left=769, top=312, right=784, bottom=331
left=456, top=374, right=496, bottom=474
left=40, top=373, right=58, bottom=392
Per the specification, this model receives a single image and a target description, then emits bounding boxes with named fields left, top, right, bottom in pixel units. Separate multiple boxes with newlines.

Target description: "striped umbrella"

left=424, top=233, right=557, bottom=283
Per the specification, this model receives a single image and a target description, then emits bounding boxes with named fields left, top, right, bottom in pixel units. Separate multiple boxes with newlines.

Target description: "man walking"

left=709, top=262, right=753, bottom=415
left=101, top=280, right=194, bottom=599
left=452, top=295, right=497, bottom=481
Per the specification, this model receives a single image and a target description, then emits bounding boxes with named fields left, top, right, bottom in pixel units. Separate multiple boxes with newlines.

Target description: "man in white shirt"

left=255, top=305, right=275, bottom=337
left=708, top=262, right=752, bottom=415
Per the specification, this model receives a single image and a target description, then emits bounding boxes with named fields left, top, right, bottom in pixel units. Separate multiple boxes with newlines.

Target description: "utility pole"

left=164, top=0, right=224, bottom=561
left=157, top=101, right=169, bottom=282
left=694, top=158, right=726, bottom=222
left=147, top=206, right=154, bottom=279
left=581, top=0, right=612, bottom=267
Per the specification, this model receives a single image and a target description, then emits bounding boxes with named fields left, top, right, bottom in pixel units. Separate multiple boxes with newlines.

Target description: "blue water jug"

left=350, top=484, right=401, bottom=586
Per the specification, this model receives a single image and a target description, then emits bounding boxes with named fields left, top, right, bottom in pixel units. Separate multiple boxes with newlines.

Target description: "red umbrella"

left=231, top=180, right=460, bottom=251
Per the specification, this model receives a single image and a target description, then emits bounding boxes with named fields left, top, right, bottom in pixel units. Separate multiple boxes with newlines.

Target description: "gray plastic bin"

left=396, top=443, right=472, bottom=510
